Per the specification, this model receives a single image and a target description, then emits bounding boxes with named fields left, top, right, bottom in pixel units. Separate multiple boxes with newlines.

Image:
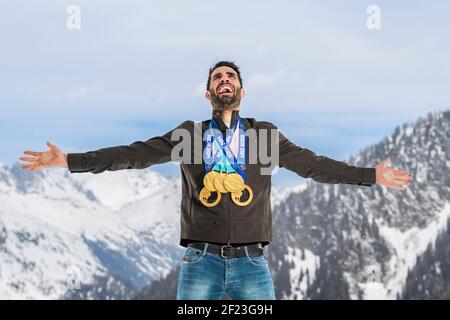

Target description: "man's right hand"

left=20, top=141, right=68, bottom=171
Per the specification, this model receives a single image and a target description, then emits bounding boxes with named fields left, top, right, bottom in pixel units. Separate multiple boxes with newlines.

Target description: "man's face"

left=206, top=66, right=245, bottom=111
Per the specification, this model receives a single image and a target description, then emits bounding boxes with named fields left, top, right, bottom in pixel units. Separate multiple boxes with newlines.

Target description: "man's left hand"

left=375, top=157, right=413, bottom=190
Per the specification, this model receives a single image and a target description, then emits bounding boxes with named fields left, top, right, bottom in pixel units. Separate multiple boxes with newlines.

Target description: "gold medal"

left=199, top=187, right=221, bottom=207
left=213, top=172, right=229, bottom=193
left=231, top=184, right=253, bottom=206
left=224, top=173, right=245, bottom=193
left=203, top=171, right=219, bottom=191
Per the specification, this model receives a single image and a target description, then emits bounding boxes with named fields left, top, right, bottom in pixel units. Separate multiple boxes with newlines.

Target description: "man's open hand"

left=375, top=157, right=413, bottom=190
left=19, top=141, right=68, bottom=172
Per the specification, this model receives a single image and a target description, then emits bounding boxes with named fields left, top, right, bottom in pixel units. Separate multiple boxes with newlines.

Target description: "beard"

left=210, top=87, right=242, bottom=111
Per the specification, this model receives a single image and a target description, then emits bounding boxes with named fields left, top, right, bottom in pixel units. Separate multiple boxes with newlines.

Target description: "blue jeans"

left=176, top=243, right=276, bottom=300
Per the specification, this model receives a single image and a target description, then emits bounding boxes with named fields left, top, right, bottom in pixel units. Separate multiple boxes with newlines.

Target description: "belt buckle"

left=220, top=244, right=233, bottom=258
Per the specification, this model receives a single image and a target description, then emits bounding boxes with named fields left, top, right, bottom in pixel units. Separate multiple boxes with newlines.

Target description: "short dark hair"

left=206, top=60, right=243, bottom=91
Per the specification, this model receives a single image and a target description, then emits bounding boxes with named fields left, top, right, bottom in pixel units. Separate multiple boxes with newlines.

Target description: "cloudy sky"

left=1, top=0, right=448, bottom=186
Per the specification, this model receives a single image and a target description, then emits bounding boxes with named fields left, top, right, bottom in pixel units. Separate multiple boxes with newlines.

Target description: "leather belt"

left=187, top=242, right=264, bottom=258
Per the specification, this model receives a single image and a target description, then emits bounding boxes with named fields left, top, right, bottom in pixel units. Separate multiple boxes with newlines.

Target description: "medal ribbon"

left=203, top=116, right=246, bottom=180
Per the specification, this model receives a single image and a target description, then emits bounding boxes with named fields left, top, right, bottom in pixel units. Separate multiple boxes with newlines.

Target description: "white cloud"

left=63, top=82, right=106, bottom=100
left=246, top=70, right=286, bottom=90
left=66, top=86, right=89, bottom=99
left=255, top=44, right=269, bottom=56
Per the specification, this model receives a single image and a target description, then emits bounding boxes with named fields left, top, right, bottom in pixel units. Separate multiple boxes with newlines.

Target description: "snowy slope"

left=269, top=110, right=450, bottom=300
left=374, top=203, right=450, bottom=299
left=0, top=164, right=183, bottom=299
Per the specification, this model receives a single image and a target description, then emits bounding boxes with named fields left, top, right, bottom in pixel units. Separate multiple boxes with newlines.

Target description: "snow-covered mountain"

left=0, top=156, right=303, bottom=299
left=269, top=110, right=450, bottom=300
left=134, top=110, right=450, bottom=300
left=0, top=163, right=184, bottom=299
left=2, top=110, right=448, bottom=300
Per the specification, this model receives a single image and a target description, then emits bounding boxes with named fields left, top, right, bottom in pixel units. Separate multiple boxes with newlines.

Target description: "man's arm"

left=261, top=122, right=376, bottom=186
left=20, top=121, right=192, bottom=174
left=279, top=131, right=376, bottom=186
left=266, top=122, right=413, bottom=190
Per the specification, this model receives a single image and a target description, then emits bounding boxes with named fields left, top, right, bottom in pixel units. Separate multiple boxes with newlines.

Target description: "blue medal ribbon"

left=203, top=116, right=246, bottom=181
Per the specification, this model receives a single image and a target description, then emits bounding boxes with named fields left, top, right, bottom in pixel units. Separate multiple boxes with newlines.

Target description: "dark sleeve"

left=264, top=122, right=376, bottom=187
left=67, top=121, right=192, bottom=174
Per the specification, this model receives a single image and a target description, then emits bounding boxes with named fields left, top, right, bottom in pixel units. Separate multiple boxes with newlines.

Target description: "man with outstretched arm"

left=20, top=61, right=413, bottom=300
